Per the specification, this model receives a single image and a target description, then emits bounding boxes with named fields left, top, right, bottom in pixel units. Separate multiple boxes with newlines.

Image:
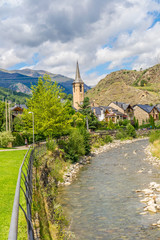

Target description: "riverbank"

left=60, top=137, right=149, bottom=186
left=58, top=138, right=160, bottom=239
left=135, top=143, right=160, bottom=227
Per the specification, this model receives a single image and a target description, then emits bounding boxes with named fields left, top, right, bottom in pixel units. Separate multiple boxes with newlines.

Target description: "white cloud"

left=0, top=0, right=160, bottom=85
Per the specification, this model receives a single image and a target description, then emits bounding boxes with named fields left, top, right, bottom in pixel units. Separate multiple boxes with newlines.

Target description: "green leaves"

left=23, top=75, right=72, bottom=138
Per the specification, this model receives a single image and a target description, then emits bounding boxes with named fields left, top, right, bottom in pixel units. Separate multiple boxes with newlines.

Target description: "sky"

left=0, top=0, right=160, bottom=86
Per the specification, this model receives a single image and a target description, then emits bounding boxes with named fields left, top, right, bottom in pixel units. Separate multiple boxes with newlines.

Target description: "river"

left=58, top=139, right=160, bottom=239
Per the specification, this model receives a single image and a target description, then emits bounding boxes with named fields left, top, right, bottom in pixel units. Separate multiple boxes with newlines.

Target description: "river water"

left=58, top=139, right=160, bottom=239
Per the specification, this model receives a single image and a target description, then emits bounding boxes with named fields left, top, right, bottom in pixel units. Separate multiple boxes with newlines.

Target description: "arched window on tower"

left=80, top=84, right=82, bottom=92
left=73, top=85, right=75, bottom=92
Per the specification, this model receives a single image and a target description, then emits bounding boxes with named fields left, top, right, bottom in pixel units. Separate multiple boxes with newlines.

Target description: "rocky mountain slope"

left=9, top=83, right=32, bottom=94
left=0, top=68, right=90, bottom=95
left=85, top=64, right=160, bottom=105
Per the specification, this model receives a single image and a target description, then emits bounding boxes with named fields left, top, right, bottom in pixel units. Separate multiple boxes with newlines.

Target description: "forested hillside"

left=0, top=86, right=30, bottom=104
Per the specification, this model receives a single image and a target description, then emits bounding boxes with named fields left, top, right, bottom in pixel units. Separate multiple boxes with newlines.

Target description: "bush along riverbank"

left=32, top=128, right=92, bottom=239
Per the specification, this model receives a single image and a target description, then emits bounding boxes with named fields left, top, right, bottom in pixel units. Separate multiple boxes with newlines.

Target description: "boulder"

left=142, top=189, right=153, bottom=195
left=156, top=196, right=160, bottom=205
left=147, top=205, right=157, bottom=213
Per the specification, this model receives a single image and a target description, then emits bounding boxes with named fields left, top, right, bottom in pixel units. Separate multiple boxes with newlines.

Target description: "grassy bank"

left=32, top=147, right=72, bottom=240
left=0, top=150, right=27, bottom=240
left=149, top=130, right=160, bottom=159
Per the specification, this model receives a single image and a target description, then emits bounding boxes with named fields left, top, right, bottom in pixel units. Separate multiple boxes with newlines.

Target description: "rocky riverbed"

left=58, top=155, right=92, bottom=186
left=60, top=137, right=160, bottom=229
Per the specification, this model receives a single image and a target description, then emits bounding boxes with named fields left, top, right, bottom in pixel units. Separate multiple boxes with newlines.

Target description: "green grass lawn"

left=0, top=150, right=27, bottom=239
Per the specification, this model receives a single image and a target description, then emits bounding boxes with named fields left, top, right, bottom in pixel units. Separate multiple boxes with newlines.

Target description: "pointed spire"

left=75, top=61, right=83, bottom=83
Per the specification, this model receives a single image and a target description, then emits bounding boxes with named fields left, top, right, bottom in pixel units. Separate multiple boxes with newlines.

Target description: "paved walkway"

left=0, top=145, right=30, bottom=152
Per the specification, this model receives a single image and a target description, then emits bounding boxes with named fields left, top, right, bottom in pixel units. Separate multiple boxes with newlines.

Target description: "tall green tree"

left=149, top=115, right=155, bottom=128
left=0, top=101, right=5, bottom=131
left=79, top=97, right=99, bottom=130
left=23, top=75, right=72, bottom=138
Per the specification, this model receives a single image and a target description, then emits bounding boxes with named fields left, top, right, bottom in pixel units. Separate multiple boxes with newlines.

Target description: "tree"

left=126, top=123, right=136, bottom=138
left=0, top=101, right=5, bottom=131
left=23, top=75, right=72, bottom=138
left=71, top=112, right=86, bottom=128
left=149, top=115, right=155, bottom=128
left=13, top=115, right=24, bottom=132
left=79, top=97, right=99, bottom=130
left=67, top=94, right=73, bottom=101
left=133, top=117, right=139, bottom=130
left=107, top=119, right=115, bottom=129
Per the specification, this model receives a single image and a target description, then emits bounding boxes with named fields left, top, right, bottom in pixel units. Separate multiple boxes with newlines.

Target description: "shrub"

left=0, top=131, right=15, bottom=147
left=61, top=128, right=85, bottom=162
left=104, top=135, right=113, bottom=143
left=107, top=119, right=116, bottom=129
left=139, top=123, right=151, bottom=129
left=133, top=117, right=139, bottom=130
left=46, top=138, right=57, bottom=152
left=140, top=80, right=148, bottom=86
left=116, top=124, right=136, bottom=139
left=116, top=130, right=127, bottom=140
left=12, top=132, right=25, bottom=146
left=92, top=137, right=105, bottom=148
left=118, top=119, right=130, bottom=126
left=155, top=120, right=160, bottom=128
left=79, top=127, right=91, bottom=155
left=126, top=123, right=136, bottom=138
left=149, top=130, right=160, bottom=143
left=149, top=115, right=155, bottom=128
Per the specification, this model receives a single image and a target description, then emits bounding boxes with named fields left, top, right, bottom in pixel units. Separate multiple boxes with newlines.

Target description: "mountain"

left=9, top=83, right=32, bottom=95
left=85, top=64, right=160, bottom=106
left=0, top=69, right=90, bottom=94
left=0, top=86, right=30, bottom=104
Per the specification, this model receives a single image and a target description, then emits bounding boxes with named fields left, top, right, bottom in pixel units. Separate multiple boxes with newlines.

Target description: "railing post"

left=8, top=169, right=22, bottom=240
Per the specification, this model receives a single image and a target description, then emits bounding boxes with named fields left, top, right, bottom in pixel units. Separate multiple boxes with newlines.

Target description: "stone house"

left=10, top=104, right=27, bottom=121
left=91, top=107, right=105, bottom=121
left=92, top=106, right=125, bottom=123
left=108, top=101, right=134, bottom=121
left=133, top=104, right=159, bottom=125
left=104, top=107, right=125, bottom=123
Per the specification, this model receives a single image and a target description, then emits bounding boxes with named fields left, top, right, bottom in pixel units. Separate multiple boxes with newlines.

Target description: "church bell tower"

left=73, top=62, right=84, bottom=109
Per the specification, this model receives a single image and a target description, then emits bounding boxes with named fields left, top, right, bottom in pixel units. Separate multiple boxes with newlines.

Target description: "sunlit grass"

left=0, top=150, right=27, bottom=239
left=150, top=140, right=160, bottom=159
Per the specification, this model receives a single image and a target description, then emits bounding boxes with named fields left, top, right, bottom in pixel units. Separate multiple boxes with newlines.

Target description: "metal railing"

left=8, top=145, right=35, bottom=240
left=8, top=142, right=47, bottom=240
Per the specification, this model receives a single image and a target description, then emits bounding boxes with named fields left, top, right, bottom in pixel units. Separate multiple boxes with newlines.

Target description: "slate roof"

left=135, top=104, right=154, bottom=113
left=92, top=106, right=124, bottom=116
left=113, top=101, right=131, bottom=111
left=91, top=107, right=102, bottom=115
left=100, top=106, right=124, bottom=116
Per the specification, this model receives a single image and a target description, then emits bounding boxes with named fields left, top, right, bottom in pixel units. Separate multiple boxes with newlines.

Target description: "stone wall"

left=134, top=106, right=149, bottom=125
left=108, top=102, right=124, bottom=114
